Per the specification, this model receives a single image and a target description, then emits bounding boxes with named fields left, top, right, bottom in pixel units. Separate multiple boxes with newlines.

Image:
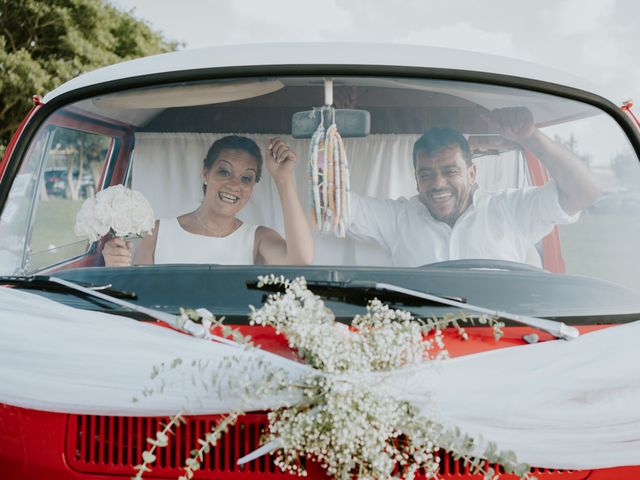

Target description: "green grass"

left=29, top=198, right=89, bottom=269
left=559, top=212, right=640, bottom=292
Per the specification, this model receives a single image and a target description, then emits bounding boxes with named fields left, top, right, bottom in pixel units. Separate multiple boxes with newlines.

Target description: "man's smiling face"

left=415, top=144, right=476, bottom=227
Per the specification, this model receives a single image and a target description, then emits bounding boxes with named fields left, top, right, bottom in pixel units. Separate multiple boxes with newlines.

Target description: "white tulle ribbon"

left=1, top=286, right=640, bottom=469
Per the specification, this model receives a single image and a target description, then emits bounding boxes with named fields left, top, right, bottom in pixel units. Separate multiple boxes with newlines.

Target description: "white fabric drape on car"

left=1, top=286, right=639, bottom=470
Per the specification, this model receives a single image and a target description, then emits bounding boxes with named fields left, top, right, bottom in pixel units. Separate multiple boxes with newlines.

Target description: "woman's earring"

left=203, top=180, right=208, bottom=186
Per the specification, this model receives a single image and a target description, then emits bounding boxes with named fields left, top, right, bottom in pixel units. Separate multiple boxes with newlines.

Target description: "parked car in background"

left=1, top=43, right=640, bottom=479
left=43, top=167, right=68, bottom=197
left=44, top=167, right=96, bottom=199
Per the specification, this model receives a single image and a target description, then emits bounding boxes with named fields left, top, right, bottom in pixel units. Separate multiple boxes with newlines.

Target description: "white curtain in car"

left=0, top=286, right=639, bottom=470
left=131, top=133, right=522, bottom=266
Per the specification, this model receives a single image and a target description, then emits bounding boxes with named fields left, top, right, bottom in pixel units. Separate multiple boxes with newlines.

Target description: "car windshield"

left=1, top=75, right=640, bottom=315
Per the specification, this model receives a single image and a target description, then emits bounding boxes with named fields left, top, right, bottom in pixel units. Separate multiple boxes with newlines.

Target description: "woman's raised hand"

left=266, top=137, right=298, bottom=184
left=102, top=237, right=133, bottom=267
left=256, top=137, right=314, bottom=266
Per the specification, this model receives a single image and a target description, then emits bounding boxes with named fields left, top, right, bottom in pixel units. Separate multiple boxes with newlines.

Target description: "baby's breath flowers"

left=136, top=275, right=529, bottom=480
left=267, top=375, right=443, bottom=479
left=249, top=276, right=524, bottom=479
left=250, top=275, right=434, bottom=372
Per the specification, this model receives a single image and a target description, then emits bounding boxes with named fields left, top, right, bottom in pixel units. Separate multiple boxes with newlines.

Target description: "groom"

left=345, top=107, right=601, bottom=266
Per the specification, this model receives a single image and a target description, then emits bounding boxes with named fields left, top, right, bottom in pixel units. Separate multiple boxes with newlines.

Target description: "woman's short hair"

left=203, top=135, right=263, bottom=183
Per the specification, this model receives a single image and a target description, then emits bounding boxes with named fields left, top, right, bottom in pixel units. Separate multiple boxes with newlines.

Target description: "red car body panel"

left=0, top=325, right=632, bottom=480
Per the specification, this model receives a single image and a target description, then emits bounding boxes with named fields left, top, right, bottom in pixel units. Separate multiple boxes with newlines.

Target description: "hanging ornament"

left=309, top=107, right=350, bottom=237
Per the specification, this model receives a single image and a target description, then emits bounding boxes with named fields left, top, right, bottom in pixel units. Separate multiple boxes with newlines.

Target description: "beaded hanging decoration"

left=308, top=108, right=350, bottom=237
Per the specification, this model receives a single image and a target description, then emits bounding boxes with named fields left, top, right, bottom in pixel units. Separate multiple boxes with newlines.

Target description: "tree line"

left=0, top=0, right=177, bottom=156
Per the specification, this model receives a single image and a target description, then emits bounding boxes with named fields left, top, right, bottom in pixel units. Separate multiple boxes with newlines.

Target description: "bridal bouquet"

left=134, top=276, right=529, bottom=480
left=74, top=185, right=155, bottom=242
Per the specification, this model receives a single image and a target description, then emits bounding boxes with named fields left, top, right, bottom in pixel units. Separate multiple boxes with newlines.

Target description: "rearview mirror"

left=291, top=109, right=370, bottom=138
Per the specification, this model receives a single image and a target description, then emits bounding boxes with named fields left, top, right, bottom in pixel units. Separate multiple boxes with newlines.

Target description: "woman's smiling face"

left=203, top=148, right=258, bottom=216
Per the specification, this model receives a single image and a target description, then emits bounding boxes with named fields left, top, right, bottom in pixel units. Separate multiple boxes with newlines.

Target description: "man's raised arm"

left=486, top=107, right=601, bottom=215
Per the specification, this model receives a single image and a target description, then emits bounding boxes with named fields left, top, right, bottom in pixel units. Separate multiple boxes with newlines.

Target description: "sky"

left=108, top=0, right=640, bottom=107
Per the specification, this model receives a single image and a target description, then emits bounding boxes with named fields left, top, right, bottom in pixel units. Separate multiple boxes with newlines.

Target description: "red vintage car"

left=1, top=43, right=640, bottom=479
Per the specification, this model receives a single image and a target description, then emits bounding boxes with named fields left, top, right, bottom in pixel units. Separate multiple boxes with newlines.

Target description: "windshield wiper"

left=252, top=279, right=579, bottom=340
left=0, top=275, right=240, bottom=346
left=0, top=275, right=137, bottom=299
left=0, top=275, right=177, bottom=322
left=249, top=279, right=467, bottom=306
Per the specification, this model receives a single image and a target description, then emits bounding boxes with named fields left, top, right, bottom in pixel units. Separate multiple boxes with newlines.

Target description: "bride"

left=102, top=135, right=314, bottom=266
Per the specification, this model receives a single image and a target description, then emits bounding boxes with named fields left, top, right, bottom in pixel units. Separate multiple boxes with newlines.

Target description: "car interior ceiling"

left=73, top=78, right=597, bottom=138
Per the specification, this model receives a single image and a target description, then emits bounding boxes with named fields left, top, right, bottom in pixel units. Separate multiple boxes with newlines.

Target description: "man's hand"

left=482, top=107, right=600, bottom=215
left=483, top=107, right=537, bottom=143
left=102, top=237, right=132, bottom=267
left=266, top=137, right=298, bottom=184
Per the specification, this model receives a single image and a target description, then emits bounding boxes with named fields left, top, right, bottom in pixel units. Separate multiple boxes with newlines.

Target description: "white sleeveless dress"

left=154, top=218, right=258, bottom=265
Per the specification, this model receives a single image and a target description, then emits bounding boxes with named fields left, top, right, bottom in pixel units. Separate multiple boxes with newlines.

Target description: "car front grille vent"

left=66, top=414, right=587, bottom=479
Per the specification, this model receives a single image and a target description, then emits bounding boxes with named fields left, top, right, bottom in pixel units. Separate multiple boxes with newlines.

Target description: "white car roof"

left=42, top=43, right=613, bottom=104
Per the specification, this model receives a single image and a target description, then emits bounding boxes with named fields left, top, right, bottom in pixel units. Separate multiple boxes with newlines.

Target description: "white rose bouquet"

left=74, top=185, right=155, bottom=243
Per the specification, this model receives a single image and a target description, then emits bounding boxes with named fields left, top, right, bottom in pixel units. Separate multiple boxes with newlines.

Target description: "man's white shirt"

left=347, top=180, right=578, bottom=267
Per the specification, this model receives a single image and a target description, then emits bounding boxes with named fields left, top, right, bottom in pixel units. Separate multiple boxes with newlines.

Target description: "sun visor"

left=92, top=80, right=284, bottom=110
